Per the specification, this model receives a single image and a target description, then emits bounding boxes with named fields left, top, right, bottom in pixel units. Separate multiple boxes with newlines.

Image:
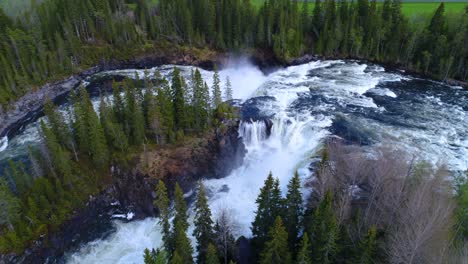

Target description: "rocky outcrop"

left=115, top=119, right=246, bottom=219
left=0, top=119, right=245, bottom=264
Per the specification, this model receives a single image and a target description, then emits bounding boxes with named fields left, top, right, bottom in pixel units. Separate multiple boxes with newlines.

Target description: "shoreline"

left=2, top=49, right=466, bottom=140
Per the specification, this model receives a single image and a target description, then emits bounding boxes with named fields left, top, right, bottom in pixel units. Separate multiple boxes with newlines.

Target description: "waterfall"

left=0, top=136, right=7, bottom=152
left=238, top=120, right=268, bottom=148
left=62, top=60, right=468, bottom=263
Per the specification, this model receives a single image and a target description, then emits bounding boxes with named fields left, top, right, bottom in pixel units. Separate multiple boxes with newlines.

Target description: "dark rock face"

left=0, top=120, right=245, bottom=264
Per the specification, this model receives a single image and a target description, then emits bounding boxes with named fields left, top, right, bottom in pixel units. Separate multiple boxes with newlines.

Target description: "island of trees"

left=0, top=0, right=467, bottom=107
left=0, top=67, right=234, bottom=253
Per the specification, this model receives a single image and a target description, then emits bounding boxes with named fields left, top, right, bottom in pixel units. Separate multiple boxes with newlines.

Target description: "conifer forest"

left=0, top=1, right=467, bottom=264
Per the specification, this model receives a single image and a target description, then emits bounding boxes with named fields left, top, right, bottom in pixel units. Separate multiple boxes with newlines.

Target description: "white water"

left=66, top=60, right=456, bottom=264
left=0, top=60, right=465, bottom=263
left=0, top=136, right=7, bottom=152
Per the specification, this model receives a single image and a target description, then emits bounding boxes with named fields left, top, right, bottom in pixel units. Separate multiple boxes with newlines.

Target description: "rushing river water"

left=0, top=60, right=467, bottom=263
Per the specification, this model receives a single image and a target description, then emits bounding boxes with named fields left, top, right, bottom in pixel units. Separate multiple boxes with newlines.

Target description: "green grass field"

left=251, top=1, right=467, bottom=18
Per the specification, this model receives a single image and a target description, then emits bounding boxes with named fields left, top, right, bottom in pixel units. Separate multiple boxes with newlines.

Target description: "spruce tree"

left=259, top=216, right=291, bottom=264
left=43, top=100, right=75, bottom=155
left=155, top=180, right=171, bottom=253
left=157, top=80, right=175, bottom=142
left=309, top=190, right=339, bottom=264
left=144, top=248, right=156, bottom=264
left=353, top=226, right=378, bottom=264
left=191, top=69, right=211, bottom=131
left=172, top=220, right=194, bottom=264
left=206, top=243, right=219, bottom=264
left=0, top=178, right=20, bottom=230
left=5, top=160, right=31, bottom=196
left=224, top=77, right=233, bottom=101
left=297, top=233, right=312, bottom=264
left=193, top=182, right=214, bottom=264
left=284, top=171, right=303, bottom=252
left=171, top=251, right=184, bottom=264
left=40, top=120, right=73, bottom=185
left=171, top=67, right=187, bottom=132
left=212, top=67, right=222, bottom=108
left=99, top=96, right=128, bottom=152
left=85, top=98, right=109, bottom=167
left=172, top=182, right=193, bottom=263
left=251, top=172, right=284, bottom=254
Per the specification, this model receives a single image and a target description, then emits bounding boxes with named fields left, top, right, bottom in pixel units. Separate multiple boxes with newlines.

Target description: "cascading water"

left=0, top=136, right=7, bottom=152
left=64, top=61, right=468, bottom=263
left=1, top=59, right=466, bottom=263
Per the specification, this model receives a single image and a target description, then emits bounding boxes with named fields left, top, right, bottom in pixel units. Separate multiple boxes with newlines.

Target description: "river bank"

left=1, top=54, right=466, bottom=264
left=2, top=46, right=466, bottom=140
left=0, top=116, right=246, bottom=263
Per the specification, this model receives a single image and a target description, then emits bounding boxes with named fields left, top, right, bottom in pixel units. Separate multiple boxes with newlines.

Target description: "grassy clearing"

left=251, top=1, right=466, bottom=18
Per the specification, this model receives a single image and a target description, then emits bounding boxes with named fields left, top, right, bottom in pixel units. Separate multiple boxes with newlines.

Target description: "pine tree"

left=353, top=226, right=378, bottom=264
left=5, top=160, right=31, bottom=195
left=85, top=97, right=109, bottom=167
left=172, top=182, right=193, bottom=263
left=0, top=178, right=20, bottom=230
left=259, top=216, right=291, bottom=264
left=284, top=171, right=303, bottom=252
left=193, top=182, right=214, bottom=264
left=251, top=172, right=284, bottom=254
left=40, top=120, right=73, bottom=185
left=74, top=87, right=108, bottom=167
left=173, top=220, right=194, bottom=264
left=224, top=77, right=233, bottom=101
left=171, top=67, right=187, bottom=132
left=99, top=96, right=128, bottom=152
left=144, top=248, right=156, bottom=264
left=192, top=69, right=210, bottom=131
left=212, top=66, right=222, bottom=108
left=297, top=233, right=312, bottom=264
left=171, top=251, right=184, bottom=264
left=155, top=180, right=171, bottom=253
left=43, top=100, right=75, bottom=156
left=206, top=243, right=219, bottom=264
left=428, top=3, right=446, bottom=37
left=309, top=190, right=339, bottom=264
left=312, top=0, right=323, bottom=41
left=123, top=80, right=145, bottom=146
left=156, top=80, right=175, bottom=142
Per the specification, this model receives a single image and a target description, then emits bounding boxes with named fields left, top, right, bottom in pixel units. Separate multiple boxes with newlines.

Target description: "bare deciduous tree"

left=306, top=140, right=457, bottom=263
left=214, top=207, right=239, bottom=264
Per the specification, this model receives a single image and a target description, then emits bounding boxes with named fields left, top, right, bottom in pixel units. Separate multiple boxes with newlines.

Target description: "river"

left=0, top=60, right=467, bottom=263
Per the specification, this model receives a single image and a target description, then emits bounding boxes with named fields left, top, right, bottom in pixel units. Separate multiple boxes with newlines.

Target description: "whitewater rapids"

left=63, top=60, right=467, bottom=263
left=0, top=60, right=466, bottom=263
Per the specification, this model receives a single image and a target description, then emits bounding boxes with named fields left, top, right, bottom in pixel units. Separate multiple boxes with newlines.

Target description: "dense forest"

left=1, top=0, right=468, bottom=262
left=0, top=0, right=467, bottom=107
left=143, top=142, right=468, bottom=264
left=0, top=67, right=234, bottom=253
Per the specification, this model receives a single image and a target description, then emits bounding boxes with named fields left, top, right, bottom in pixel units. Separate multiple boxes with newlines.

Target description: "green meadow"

left=251, top=1, right=467, bottom=18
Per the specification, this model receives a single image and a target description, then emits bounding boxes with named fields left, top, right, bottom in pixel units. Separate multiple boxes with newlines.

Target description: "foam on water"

left=65, top=60, right=468, bottom=263
left=0, top=136, right=7, bottom=152
left=66, top=218, right=162, bottom=264
left=0, top=60, right=464, bottom=263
